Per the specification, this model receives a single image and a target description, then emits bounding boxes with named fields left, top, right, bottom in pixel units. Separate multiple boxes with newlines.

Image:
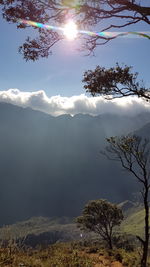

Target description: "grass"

left=0, top=204, right=149, bottom=266
left=120, top=208, right=150, bottom=237
left=0, top=241, right=149, bottom=267
left=0, top=242, right=93, bottom=267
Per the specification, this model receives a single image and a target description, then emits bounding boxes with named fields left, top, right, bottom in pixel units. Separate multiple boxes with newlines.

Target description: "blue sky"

left=0, top=15, right=150, bottom=99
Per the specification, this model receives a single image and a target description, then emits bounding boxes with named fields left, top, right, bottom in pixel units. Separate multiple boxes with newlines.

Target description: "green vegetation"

left=0, top=203, right=148, bottom=244
left=0, top=203, right=149, bottom=266
left=121, top=208, right=150, bottom=237
left=0, top=241, right=149, bottom=267
left=0, top=217, right=80, bottom=242
left=77, top=199, right=123, bottom=249
left=0, top=242, right=93, bottom=267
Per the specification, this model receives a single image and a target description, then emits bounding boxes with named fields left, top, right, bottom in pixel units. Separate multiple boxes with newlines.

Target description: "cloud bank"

left=0, top=89, right=150, bottom=116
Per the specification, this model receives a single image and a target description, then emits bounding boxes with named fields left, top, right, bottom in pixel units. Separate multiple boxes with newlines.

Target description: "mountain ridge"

left=0, top=102, right=149, bottom=225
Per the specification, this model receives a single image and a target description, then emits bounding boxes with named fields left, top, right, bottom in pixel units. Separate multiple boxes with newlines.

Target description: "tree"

left=82, top=63, right=150, bottom=101
left=76, top=199, right=123, bottom=249
left=75, top=0, right=150, bottom=53
left=0, top=1, right=150, bottom=60
left=104, top=135, right=150, bottom=267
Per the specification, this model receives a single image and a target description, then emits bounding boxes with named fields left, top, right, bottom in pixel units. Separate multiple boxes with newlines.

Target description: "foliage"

left=110, top=248, right=141, bottom=267
left=0, top=242, right=93, bottom=267
left=76, top=199, right=123, bottom=249
left=0, top=1, right=150, bottom=59
left=1, top=239, right=149, bottom=267
left=82, top=63, right=150, bottom=101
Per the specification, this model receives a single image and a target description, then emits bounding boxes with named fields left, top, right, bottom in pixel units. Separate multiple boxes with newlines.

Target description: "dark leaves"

left=76, top=199, right=123, bottom=247
left=1, top=0, right=150, bottom=59
left=82, top=63, right=150, bottom=101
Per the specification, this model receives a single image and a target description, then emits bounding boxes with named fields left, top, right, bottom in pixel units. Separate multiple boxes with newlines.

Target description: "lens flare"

left=63, top=21, right=78, bottom=40
left=18, top=19, right=150, bottom=40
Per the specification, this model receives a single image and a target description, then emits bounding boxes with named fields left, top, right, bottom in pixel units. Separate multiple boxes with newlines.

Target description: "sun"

left=63, top=20, right=78, bottom=40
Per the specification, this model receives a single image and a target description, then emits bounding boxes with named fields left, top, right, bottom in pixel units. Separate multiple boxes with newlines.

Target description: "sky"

left=0, top=9, right=150, bottom=116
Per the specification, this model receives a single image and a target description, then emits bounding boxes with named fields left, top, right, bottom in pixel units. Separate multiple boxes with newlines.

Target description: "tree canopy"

left=82, top=63, right=150, bottom=101
left=76, top=199, right=123, bottom=249
left=0, top=0, right=150, bottom=60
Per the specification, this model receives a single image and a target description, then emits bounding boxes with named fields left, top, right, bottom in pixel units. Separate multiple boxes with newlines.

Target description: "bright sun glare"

left=63, top=21, right=78, bottom=40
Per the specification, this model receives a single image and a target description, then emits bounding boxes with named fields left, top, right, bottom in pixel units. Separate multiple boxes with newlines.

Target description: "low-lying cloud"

left=0, top=89, right=150, bottom=116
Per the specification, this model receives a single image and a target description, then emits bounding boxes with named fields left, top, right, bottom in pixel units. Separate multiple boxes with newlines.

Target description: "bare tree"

left=82, top=63, right=150, bottom=101
left=103, top=135, right=150, bottom=267
left=0, top=1, right=150, bottom=60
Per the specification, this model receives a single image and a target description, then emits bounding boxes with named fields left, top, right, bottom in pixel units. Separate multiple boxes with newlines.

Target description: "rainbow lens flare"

left=18, top=19, right=150, bottom=40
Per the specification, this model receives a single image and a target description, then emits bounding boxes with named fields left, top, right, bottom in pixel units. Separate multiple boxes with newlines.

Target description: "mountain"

left=0, top=102, right=149, bottom=225
left=134, top=121, right=150, bottom=138
left=0, top=216, right=79, bottom=247
left=120, top=206, right=149, bottom=237
left=0, top=203, right=146, bottom=248
left=118, top=200, right=137, bottom=214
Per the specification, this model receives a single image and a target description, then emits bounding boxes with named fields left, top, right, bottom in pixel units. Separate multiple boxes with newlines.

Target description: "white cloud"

left=0, top=88, right=149, bottom=116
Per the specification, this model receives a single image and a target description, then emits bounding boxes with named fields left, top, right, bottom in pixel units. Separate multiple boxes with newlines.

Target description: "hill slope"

left=0, top=103, right=149, bottom=225
left=0, top=202, right=147, bottom=247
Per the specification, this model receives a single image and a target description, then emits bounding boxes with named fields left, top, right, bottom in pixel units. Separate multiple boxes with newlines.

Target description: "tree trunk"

left=141, top=185, right=149, bottom=267
left=141, top=242, right=148, bottom=267
left=108, top=236, right=113, bottom=250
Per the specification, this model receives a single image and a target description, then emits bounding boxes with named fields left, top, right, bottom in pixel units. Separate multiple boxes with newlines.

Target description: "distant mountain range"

left=0, top=102, right=149, bottom=225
